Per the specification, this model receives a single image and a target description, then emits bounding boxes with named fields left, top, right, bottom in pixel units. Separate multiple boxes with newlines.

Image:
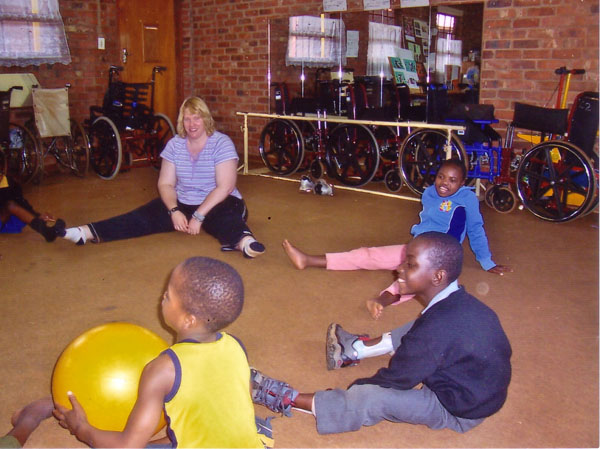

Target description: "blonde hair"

left=176, top=96, right=216, bottom=137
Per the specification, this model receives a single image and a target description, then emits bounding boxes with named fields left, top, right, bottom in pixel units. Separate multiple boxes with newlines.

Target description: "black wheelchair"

left=0, top=86, right=41, bottom=185
left=88, top=65, right=175, bottom=180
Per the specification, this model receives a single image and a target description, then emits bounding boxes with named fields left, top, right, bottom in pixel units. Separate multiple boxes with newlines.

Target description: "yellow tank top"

left=163, top=333, right=263, bottom=448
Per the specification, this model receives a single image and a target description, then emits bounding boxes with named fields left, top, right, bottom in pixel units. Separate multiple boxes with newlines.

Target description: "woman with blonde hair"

left=58, top=97, right=265, bottom=258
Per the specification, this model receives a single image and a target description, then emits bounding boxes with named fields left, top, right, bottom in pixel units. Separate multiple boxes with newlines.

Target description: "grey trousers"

left=313, top=320, right=484, bottom=435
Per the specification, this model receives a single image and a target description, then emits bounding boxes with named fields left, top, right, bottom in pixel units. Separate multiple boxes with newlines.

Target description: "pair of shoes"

left=242, top=237, right=265, bottom=258
left=326, top=323, right=369, bottom=370
left=250, top=368, right=298, bottom=417
left=299, top=175, right=314, bottom=193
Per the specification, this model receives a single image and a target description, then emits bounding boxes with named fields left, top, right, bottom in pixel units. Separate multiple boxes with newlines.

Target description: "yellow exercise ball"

left=52, top=322, right=169, bottom=432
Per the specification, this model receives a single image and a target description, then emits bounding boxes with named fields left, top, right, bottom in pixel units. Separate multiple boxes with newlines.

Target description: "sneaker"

left=250, top=368, right=298, bottom=417
left=313, top=179, right=334, bottom=196
left=299, top=175, right=315, bottom=193
left=242, top=239, right=265, bottom=258
left=326, top=323, right=369, bottom=370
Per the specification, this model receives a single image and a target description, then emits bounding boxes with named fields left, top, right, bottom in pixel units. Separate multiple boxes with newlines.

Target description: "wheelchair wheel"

left=259, top=119, right=304, bottom=175
left=373, top=126, right=400, bottom=182
left=147, top=113, right=175, bottom=169
left=516, top=140, right=596, bottom=222
left=384, top=168, right=403, bottom=192
left=296, top=120, right=317, bottom=172
left=399, top=128, right=467, bottom=196
left=486, top=185, right=517, bottom=214
left=68, top=120, right=90, bottom=177
left=325, top=124, right=379, bottom=187
left=7, top=123, right=41, bottom=185
left=90, top=116, right=122, bottom=180
left=309, top=159, right=325, bottom=179
left=582, top=151, right=598, bottom=216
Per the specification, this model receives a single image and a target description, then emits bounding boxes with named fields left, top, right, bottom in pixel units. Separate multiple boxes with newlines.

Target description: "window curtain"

left=367, top=22, right=403, bottom=79
left=435, top=37, right=462, bottom=76
left=0, top=0, right=71, bottom=67
left=286, top=15, right=346, bottom=68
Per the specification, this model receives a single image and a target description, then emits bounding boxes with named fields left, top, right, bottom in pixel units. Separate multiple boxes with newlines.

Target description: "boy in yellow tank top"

left=54, top=257, right=265, bottom=448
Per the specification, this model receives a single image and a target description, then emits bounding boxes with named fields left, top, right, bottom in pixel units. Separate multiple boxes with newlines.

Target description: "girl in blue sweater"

left=283, top=159, right=511, bottom=319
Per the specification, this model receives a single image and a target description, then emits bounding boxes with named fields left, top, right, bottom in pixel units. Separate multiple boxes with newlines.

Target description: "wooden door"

left=117, top=0, right=178, bottom=123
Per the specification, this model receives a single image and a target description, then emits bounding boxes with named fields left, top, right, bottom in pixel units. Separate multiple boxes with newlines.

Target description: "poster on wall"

left=323, top=0, right=347, bottom=12
left=389, top=50, right=420, bottom=92
left=401, top=0, right=429, bottom=7
left=363, top=0, right=390, bottom=11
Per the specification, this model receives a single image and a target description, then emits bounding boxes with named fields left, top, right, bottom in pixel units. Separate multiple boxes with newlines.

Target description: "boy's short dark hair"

left=440, top=158, right=467, bottom=182
left=416, top=231, right=463, bottom=282
left=176, top=257, right=244, bottom=332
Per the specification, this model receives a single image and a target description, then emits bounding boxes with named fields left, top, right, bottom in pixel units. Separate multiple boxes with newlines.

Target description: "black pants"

left=89, top=195, right=252, bottom=247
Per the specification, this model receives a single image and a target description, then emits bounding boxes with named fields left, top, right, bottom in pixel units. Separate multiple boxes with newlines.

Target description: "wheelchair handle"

left=109, top=65, right=124, bottom=72
left=555, top=67, right=585, bottom=75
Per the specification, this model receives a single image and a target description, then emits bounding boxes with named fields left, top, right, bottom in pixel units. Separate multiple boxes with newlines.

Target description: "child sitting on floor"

left=54, top=257, right=267, bottom=448
left=283, top=159, right=512, bottom=319
left=0, top=172, right=64, bottom=242
left=253, top=232, right=512, bottom=435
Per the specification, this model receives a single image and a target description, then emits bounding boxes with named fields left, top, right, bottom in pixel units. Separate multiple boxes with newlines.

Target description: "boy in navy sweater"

left=252, top=232, right=512, bottom=434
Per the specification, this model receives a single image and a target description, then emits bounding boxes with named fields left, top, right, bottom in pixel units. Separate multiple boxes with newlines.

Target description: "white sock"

left=353, top=332, right=394, bottom=359
left=63, top=226, right=86, bottom=244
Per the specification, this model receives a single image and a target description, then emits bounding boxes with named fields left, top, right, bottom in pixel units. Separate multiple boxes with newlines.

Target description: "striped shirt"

left=160, top=131, right=242, bottom=205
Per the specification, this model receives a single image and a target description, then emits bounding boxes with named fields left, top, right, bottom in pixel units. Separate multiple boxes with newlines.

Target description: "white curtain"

left=367, top=22, right=403, bottom=79
left=286, top=16, right=346, bottom=68
left=0, top=0, right=71, bottom=67
left=435, top=37, right=462, bottom=77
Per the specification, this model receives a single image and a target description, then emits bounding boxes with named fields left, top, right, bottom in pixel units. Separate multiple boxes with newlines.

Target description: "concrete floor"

left=1, top=166, right=598, bottom=448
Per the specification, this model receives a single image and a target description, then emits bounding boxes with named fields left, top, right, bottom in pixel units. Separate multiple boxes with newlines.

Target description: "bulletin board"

left=389, top=50, right=420, bottom=92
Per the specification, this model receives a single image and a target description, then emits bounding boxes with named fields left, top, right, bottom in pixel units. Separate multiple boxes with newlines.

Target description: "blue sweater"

left=411, top=185, right=495, bottom=270
left=352, top=288, right=512, bottom=420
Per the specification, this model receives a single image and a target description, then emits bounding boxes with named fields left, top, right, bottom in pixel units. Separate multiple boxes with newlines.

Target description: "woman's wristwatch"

left=168, top=206, right=180, bottom=216
left=192, top=211, right=205, bottom=223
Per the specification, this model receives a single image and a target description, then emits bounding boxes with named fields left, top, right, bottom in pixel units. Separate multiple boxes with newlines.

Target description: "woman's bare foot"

left=282, top=239, right=309, bottom=269
left=366, top=298, right=384, bottom=320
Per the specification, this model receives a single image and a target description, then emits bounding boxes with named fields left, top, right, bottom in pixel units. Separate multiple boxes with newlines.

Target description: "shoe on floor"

left=326, top=323, right=369, bottom=370
left=250, top=368, right=298, bottom=417
left=299, top=175, right=315, bottom=193
left=242, top=238, right=265, bottom=258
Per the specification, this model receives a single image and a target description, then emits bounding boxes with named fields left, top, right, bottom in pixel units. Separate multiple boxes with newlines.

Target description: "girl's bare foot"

left=282, top=239, right=309, bottom=269
left=366, top=298, right=384, bottom=320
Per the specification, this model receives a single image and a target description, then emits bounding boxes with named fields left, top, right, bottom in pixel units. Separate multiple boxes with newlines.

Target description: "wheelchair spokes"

left=516, top=141, right=596, bottom=222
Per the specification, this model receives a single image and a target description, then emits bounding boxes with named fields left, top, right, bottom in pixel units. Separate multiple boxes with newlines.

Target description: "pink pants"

left=325, top=245, right=414, bottom=304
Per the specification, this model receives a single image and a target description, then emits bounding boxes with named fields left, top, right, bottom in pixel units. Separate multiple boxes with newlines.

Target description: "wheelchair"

left=259, top=79, right=381, bottom=187
left=0, top=86, right=41, bottom=185
left=26, top=84, right=90, bottom=183
left=511, top=91, right=598, bottom=222
left=88, top=65, right=175, bottom=180
left=397, top=83, right=598, bottom=222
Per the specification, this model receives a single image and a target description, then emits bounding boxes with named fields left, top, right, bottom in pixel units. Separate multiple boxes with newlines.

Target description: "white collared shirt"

left=421, top=280, right=460, bottom=315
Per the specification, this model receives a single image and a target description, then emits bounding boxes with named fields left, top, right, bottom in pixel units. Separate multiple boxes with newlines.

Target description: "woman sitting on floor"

left=58, top=96, right=265, bottom=258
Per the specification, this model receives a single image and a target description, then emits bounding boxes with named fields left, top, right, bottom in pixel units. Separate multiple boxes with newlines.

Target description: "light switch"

left=98, top=37, right=105, bottom=50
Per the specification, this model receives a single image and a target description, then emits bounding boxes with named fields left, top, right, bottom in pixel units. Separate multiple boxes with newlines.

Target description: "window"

left=286, top=15, right=345, bottom=68
left=436, top=13, right=455, bottom=35
left=0, top=0, right=71, bottom=67
left=367, top=21, right=403, bottom=79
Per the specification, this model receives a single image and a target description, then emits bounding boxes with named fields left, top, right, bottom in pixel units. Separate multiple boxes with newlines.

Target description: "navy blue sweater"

left=353, top=288, right=512, bottom=419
